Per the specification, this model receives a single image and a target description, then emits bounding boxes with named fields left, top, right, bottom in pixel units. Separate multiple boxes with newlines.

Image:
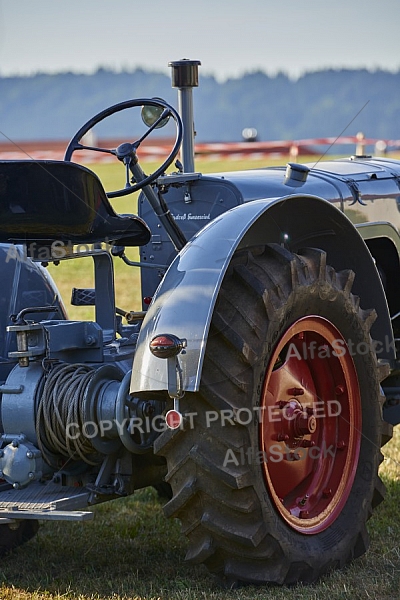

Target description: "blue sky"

left=0, top=0, right=399, bottom=80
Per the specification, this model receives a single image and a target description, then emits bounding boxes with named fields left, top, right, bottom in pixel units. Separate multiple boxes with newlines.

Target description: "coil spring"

left=36, top=363, right=100, bottom=467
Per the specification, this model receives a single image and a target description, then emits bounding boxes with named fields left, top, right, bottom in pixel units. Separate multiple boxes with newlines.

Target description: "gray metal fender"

left=130, top=194, right=393, bottom=395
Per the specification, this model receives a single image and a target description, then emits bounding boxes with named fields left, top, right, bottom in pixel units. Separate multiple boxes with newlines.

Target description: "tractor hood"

left=139, top=156, right=400, bottom=304
left=210, top=156, right=400, bottom=207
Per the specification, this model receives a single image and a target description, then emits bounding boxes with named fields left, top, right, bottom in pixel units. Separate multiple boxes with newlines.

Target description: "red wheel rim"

left=259, top=316, right=362, bottom=534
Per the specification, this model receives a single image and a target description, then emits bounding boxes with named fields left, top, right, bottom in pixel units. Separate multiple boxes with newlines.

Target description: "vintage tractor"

left=0, top=59, right=398, bottom=586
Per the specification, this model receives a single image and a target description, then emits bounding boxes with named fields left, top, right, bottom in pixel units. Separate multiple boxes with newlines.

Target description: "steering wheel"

left=64, top=98, right=183, bottom=198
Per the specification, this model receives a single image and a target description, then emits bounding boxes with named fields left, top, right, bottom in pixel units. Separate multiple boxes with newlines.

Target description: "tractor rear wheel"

left=155, top=244, right=392, bottom=585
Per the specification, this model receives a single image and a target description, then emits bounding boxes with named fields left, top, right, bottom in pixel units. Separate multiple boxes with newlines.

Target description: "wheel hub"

left=259, top=315, right=362, bottom=534
left=279, top=399, right=317, bottom=446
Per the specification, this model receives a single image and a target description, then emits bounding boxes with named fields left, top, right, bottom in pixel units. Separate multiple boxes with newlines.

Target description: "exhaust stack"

left=169, top=59, right=201, bottom=173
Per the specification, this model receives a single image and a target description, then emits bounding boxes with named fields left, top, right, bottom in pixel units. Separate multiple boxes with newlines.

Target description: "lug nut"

left=286, top=451, right=301, bottom=461
left=287, top=387, right=304, bottom=396
left=299, top=439, right=315, bottom=448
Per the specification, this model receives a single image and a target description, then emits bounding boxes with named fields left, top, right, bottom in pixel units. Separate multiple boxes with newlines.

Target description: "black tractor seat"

left=0, top=160, right=150, bottom=247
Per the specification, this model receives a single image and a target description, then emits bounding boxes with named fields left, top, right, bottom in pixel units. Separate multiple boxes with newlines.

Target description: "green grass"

left=1, top=154, right=399, bottom=599
left=0, top=431, right=399, bottom=600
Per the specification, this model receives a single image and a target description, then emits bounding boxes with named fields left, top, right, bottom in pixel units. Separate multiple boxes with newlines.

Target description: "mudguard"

left=130, top=194, right=393, bottom=395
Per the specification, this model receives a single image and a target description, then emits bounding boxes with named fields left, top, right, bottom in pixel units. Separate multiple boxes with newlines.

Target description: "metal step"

left=71, top=287, right=96, bottom=306
left=0, top=481, right=93, bottom=521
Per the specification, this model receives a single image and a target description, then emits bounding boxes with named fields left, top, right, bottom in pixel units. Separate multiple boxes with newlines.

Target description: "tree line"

left=0, top=67, right=399, bottom=144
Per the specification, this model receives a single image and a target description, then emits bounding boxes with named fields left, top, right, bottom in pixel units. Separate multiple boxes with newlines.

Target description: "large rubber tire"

left=155, top=244, right=392, bottom=586
left=0, top=520, right=39, bottom=557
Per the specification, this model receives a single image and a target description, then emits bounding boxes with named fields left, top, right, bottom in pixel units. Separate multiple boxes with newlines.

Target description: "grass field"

left=1, top=154, right=400, bottom=600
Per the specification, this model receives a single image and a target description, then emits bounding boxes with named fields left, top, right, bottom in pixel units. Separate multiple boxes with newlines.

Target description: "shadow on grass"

left=0, top=479, right=399, bottom=600
left=0, top=488, right=213, bottom=598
